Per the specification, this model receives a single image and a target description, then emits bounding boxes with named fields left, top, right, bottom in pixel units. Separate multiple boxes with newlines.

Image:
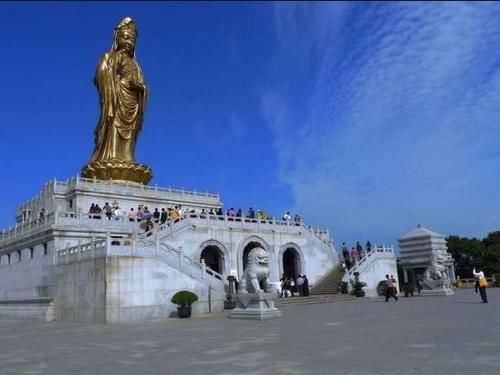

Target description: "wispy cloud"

left=262, top=2, right=500, bottom=245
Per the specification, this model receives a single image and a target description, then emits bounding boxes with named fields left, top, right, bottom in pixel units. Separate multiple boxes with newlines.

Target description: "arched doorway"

left=283, top=247, right=301, bottom=278
left=242, top=241, right=264, bottom=271
left=200, top=245, right=224, bottom=274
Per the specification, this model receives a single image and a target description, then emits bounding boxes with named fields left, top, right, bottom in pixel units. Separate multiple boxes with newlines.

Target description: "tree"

left=446, top=231, right=500, bottom=278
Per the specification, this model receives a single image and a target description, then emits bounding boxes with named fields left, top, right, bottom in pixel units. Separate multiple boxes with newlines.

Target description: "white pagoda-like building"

left=398, top=224, right=455, bottom=290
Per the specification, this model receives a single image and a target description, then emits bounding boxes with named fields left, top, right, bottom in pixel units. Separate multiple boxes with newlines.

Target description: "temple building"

left=398, top=224, right=455, bottom=288
left=0, top=176, right=338, bottom=322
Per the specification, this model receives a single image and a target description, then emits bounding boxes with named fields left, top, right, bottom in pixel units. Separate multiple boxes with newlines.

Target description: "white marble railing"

left=0, top=213, right=56, bottom=242
left=55, top=212, right=143, bottom=231
left=141, top=213, right=331, bottom=246
left=343, top=245, right=395, bottom=281
left=59, top=176, right=220, bottom=199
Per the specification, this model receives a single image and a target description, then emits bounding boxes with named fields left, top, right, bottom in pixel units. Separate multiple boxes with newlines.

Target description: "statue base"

left=229, top=292, right=282, bottom=320
left=420, top=287, right=454, bottom=296
left=81, top=160, right=153, bottom=185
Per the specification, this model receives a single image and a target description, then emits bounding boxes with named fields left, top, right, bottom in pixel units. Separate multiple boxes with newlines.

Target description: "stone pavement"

left=0, top=289, right=498, bottom=375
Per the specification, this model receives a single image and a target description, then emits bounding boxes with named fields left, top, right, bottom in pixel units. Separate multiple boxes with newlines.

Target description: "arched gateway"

left=280, top=244, right=303, bottom=278
left=197, top=240, right=228, bottom=275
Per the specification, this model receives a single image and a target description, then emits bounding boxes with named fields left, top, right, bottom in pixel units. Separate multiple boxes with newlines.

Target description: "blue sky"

left=1, top=2, right=499, bottom=249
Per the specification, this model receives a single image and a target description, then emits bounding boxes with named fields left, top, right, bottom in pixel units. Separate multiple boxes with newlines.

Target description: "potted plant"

left=403, top=284, right=415, bottom=297
left=351, top=281, right=367, bottom=297
left=171, top=290, right=198, bottom=318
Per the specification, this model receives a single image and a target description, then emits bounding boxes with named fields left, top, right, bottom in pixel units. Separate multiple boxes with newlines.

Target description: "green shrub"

left=171, top=290, right=198, bottom=306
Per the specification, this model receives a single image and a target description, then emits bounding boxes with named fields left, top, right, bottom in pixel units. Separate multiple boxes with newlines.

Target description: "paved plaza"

left=0, top=289, right=499, bottom=375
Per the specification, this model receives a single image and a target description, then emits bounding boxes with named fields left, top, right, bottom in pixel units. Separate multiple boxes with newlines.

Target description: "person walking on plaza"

left=385, top=274, right=398, bottom=302
left=473, top=267, right=488, bottom=303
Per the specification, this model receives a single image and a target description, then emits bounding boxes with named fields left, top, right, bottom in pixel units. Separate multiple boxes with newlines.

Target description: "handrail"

left=147, top=213, right=332, bottom=246
left=0, top=212, right=56, bottom=242
left=343, top=245, right=395, bottom=281
left=55, top=232, right=224, bottom=288
left=64, top=176, right=220, bottom=199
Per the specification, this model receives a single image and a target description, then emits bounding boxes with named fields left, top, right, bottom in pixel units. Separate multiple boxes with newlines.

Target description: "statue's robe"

left=90, top=50, right=147, bottom=163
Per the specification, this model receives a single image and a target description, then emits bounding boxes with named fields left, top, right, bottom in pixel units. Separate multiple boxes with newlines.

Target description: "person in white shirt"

left=473, top=267, right=488, bottom=303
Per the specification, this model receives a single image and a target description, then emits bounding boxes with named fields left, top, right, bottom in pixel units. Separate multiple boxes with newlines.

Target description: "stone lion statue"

left=239, top=247, right=272, bottom=293
left=423, top=252, right=451, bottom=289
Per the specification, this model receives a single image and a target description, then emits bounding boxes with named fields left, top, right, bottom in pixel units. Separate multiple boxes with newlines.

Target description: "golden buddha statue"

left=81, top=17, right=153, bottom=184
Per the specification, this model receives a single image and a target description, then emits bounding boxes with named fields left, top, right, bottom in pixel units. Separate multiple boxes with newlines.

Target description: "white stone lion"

left=239, top=247, right=272, bottom=293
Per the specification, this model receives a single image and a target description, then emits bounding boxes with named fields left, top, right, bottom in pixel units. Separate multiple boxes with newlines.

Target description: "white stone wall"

left=105, top=256, right=225, bottom=323
left=54, top=257, right=107, bottom=322
left=0, top=243, right=55, bottom=299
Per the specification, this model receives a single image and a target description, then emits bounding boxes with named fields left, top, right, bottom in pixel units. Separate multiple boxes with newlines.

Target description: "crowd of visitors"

left=279, top=273, right=310, bottom=298
left=86, top=202, right=303, bottom=233
left=341, top=241, right=373, bottom=270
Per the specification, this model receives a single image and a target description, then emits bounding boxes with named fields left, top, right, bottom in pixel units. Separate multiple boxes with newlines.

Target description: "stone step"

left=275, top=294, right=358, bottom=307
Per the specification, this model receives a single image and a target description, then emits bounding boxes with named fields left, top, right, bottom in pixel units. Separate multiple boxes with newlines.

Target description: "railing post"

left=105, top=231, right=111, bottom=256
left=201, top=259, right=206, bottom=279
left=132, top=233, right=136, bottom=255
left=155, top=231, right=160, bottom=256
left=91, top=235, right=96, bottom=259
left=178, top=246, right=183, bottom=267
left=77, top=240, right=81, bottom=262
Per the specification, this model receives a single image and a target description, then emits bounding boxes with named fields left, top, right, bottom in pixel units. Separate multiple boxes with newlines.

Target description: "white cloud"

left=263, top=2, right=500, bottom=245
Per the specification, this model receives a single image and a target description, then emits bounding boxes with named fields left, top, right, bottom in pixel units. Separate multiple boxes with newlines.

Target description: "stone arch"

left=278, top=243, right=305, bottom=278
left=237, top=235, right=271, bottom=278
left=196, top=239, right=230, bottom=276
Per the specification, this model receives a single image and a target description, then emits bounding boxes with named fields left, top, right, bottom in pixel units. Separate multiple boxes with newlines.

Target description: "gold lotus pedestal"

left=81, top=160, right=153, bottom=185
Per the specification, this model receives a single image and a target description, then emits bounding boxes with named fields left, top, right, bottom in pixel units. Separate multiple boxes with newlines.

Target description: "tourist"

left=94, top=204, right=102, bottom=219
left=385, top=274, right=398, bottom=302
left=227, top=207, right=235, bottom=218
left=153, top=208, right=160, bottom=223
left=128, top=208, right=135, bottom=222
left=351, top=246, right=358, bottom=263
left=296, top=274, right=305, bottom=296
left=303, top=274, right=310, bottom=296
left=178, top=205, right=184, bottom=217
left=366, top=240, right=372, bottom=254
left=247, top=207, right=255, bottom=220
left=416, top=275, right=422, bottom=295
left=282, top=211, right=291, bottom=223
left=472, top=267, right=488, bottom=303
left=171, top=206, right=180, bottom=222
left=342, top=243, right=351, bottom=269
left=88, top=203, right=95, bottom=218
left=143, top=206, right=152, bottom=220
left=356, top=241, right=363, bottom=259
left=391, top=275, right=398, bottom=295
left=103, top=202, right=112, bottom=220
left=113, top=205, right=123, bottom=220
left=216, top=208, right=223, bottom=219
left=280, top=273, right=288, bottom=298
left=136, top=205, right=144, bottom=222
left=160, top=208, right=167, bottom=224
left=294, top=214, right=301, bottom=226
left=287, top=276, right=295, bottom=297
left=235, top=208, right=242, bottom=221
left=39, top=208, right=46, bottom=222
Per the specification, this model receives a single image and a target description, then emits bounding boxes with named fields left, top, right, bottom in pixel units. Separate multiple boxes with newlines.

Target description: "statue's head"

left=114, top=17, right=138, bottom=56
left=247, top=247, right=268, bottom=269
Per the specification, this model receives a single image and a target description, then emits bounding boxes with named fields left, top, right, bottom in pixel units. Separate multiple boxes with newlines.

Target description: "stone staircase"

left=275, top=293, right=358, bottom=307
left=310, top=264, right=345, bottom=295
